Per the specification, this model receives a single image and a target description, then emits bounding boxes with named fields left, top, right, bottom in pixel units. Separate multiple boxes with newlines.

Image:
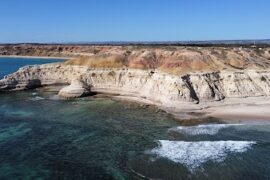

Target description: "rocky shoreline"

left=1, top=63, right=270, bottom=122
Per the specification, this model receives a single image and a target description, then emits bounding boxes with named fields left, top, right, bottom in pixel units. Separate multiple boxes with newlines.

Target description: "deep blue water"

left=0, top=58, right=270, bottom=179
left=0, top=57, right=63, bottom=79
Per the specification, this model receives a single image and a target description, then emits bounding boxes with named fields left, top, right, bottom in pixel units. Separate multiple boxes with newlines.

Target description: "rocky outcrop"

left=1, top=64, right=270, bottom=106
left=58, top=78, right=91, bottom=98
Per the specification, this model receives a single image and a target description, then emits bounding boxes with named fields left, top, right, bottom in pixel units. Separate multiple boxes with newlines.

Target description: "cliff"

left=1, top=44, right=270, bottom=113
left=1, top=64, right=270, bottom=107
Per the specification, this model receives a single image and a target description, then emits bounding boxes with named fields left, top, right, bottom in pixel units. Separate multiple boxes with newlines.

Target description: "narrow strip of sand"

left=0, top=55, right=70, bottom=60
left=96, top=93, right=270, bottom=124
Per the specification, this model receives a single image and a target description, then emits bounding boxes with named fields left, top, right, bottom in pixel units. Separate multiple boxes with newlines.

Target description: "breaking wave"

left=149, top=140, right=255, bottom=170
left=169, top=124, right=242, bottom=135
left=30, top=96, right=45, bottom=101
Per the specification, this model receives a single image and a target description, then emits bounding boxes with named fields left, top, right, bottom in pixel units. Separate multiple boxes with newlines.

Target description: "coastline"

left=94, top=90, right=270, bottom=124
left=204, top=100, right=270, bottom=124
left=122, top=96, right=270, bottom=124
left=0, top=55, right=70, bottom=60
left=1, top=63, right=270, bottom=124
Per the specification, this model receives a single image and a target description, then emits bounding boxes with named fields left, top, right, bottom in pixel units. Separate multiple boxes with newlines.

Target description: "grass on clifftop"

left=64, top=47, right=270, bottom=75
left=65, top=55, right=127, bottom=68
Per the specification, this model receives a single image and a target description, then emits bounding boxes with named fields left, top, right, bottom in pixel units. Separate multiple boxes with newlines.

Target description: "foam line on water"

left=149, top=140, right=255, bottom=170
left=169, top=124, right=243, bottom=135
left=30, top=96, right=45, bottom=101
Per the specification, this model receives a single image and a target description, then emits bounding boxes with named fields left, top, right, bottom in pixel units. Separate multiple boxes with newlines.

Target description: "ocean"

left=0, top=57, right=63, bottom=79
left=0, top=57, right=269, bottom=179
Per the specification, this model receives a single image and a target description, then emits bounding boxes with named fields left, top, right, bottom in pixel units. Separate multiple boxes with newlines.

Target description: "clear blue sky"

left=0, top=0, right=269, bottom=43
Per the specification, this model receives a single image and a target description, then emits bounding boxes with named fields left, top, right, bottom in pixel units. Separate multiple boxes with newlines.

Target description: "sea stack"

left=58, top=78, right=91, bottom=98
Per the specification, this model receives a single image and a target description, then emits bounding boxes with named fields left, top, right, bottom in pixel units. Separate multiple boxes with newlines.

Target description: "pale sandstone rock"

left=58, top=78, right=91, bottom=98
left=0, top=64, right=270, bottom=105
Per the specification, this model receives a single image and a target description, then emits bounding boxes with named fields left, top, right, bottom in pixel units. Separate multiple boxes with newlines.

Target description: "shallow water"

left=0, top=58, right=270, bottom=179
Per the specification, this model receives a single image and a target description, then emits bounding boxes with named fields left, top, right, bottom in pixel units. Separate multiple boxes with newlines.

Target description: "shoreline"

left=1, top=63, right=270, bottom=125
left=169, top=97, right=270, bottom=124
left=113, top=94, right=270, bottom=124
left=3, top=79, right=270, bottom=124
left=95, top=91, right=270, bottom=124
left=0, top=55, right=70, bottom=60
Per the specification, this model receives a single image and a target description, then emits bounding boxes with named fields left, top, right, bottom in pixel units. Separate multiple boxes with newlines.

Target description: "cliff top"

left=1, top=45, right=270, bottom=74
left=65, top=46, right=270, bottom=74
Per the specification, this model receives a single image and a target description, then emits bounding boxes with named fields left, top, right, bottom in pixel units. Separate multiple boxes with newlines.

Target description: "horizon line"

left=1, top=39, right=270, bottom=46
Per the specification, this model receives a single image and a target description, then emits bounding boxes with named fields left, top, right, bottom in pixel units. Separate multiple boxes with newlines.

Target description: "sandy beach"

left=205, top=105, right=270, bottom=124
left=97, top=93, right=270, bottom=124
left=197, top=97, right=270, bottom=124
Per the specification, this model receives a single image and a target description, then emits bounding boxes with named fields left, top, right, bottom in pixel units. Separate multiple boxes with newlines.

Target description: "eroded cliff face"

left=1, top=64, right=270, bottom=105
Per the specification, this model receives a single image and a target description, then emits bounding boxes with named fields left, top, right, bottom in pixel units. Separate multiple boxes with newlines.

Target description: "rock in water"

left=59, top=79, right=91, bottom=98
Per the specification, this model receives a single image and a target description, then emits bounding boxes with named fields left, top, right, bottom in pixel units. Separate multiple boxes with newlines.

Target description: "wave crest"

left=149, top=140, right=255, bottom=170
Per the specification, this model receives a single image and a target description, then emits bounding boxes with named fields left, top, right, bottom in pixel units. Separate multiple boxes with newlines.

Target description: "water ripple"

left=169, top=124, right=243, bottom=135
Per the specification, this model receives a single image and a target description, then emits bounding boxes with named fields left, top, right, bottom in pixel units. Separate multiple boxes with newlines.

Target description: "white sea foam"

left=30, top=96, right=45, bottom=101
left=169, top=124, right=242, bottom=135
left=149, top=140, right=255, bottom=170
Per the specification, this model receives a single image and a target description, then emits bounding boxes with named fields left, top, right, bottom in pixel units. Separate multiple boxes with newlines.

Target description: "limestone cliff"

left=1, top=64, right=269, bottom=106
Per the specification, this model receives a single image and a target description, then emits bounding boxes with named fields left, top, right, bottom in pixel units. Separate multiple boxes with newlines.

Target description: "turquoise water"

left=0, top=58, right=270, bottom=179
left=0, top=57, right=63, bottom=79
